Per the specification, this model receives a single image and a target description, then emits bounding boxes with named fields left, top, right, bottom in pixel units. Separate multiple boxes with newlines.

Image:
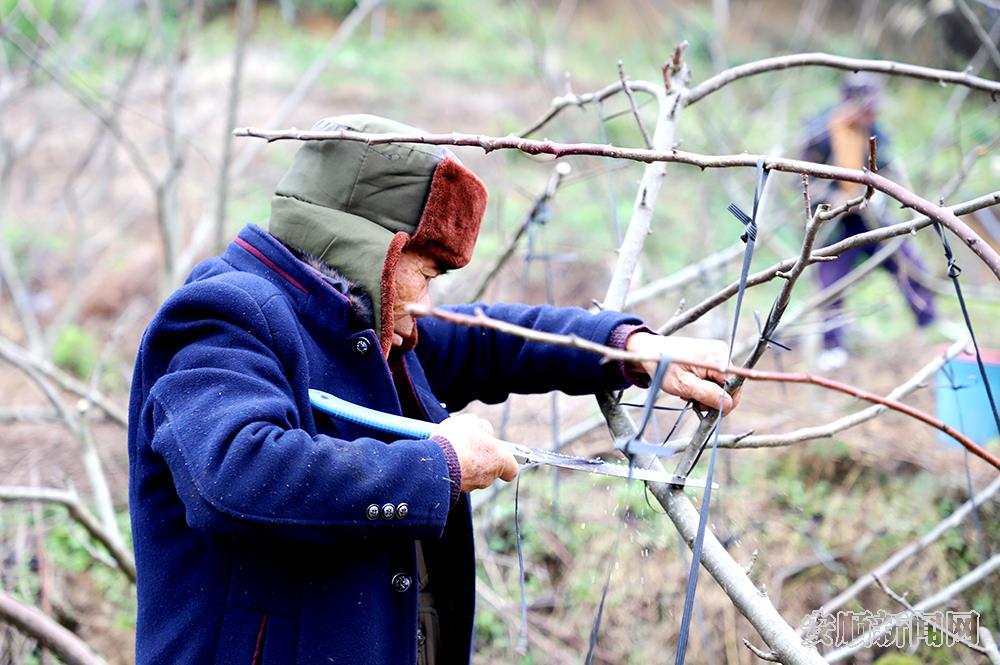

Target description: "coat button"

left=381, top=503, right=395, bottom=520
left=366, top=504, right=380, bottom=520
left=355, top=338, right=371, bottom=355
left=396, top=503, right=409, bottom=519
left=391, top=573, right=412, bottom=593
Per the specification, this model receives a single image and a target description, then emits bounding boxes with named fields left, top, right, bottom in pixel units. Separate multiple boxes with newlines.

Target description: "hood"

left=267, top=114, right=488, bottom=354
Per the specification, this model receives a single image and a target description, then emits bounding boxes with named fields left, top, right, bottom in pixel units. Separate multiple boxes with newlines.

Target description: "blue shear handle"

left=308, top=389, right=436, bottom=440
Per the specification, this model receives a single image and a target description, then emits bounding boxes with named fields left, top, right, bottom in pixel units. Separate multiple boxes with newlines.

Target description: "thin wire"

left=584, top=502, right=626, bottom=665
left=933, top=222, right=995, bottom=562
left=932, top=223, right=1000, bottom=433
left=942, top=359, right=988, bottom=563
left=513, top=461, right=542, bottom=654
left=586, top=356, right=671, bottom=660
left=675, top=159, right=768, bottom=665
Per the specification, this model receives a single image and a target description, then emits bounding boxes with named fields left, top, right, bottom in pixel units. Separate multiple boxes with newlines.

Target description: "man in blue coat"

left=128, top=114, right=737, bottom=664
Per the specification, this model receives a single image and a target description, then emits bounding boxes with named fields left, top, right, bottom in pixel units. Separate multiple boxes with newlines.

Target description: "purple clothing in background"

left=818, top=213, right=936, bottom=349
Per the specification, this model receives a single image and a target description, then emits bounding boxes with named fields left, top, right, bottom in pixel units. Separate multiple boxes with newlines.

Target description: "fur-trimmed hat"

left=268, top=114, right=488, bottom=353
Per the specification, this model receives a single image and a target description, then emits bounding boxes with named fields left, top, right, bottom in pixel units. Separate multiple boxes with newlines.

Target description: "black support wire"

left=933, top=222, right=998, bottom=562
left=674, top=159, right=769, bottom=665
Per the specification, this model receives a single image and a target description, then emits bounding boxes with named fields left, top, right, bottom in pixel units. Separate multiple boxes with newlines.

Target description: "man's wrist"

left=431, top=434, right=463, bottom=507
left=608, top=324, right=654, bottom=387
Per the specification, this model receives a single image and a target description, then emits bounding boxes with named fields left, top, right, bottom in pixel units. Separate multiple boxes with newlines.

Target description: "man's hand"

left=433, top=414, right=519, bottom=491
left=625, top=332, right=741, bottom=414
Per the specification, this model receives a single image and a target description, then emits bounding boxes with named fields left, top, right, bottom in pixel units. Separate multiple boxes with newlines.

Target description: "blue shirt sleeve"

left=414, top=302, right=644, bottom=411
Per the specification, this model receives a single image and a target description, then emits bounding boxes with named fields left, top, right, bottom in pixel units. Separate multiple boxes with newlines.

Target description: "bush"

left=52, top=325, right=99, bottom=380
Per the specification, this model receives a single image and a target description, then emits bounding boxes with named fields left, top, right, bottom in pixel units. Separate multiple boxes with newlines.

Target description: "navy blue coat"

left=128, top=224, right=641, bottom=664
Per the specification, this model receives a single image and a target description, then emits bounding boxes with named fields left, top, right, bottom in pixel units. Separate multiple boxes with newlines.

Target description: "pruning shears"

left=309, top=389, right=715, bottom=489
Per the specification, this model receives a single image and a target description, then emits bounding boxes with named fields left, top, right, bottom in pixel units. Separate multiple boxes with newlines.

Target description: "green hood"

left=268, top=114, right=488, bottom=352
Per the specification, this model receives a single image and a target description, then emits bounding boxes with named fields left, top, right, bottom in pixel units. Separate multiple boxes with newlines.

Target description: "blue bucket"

left=935, top=346, right=1000, bottom=447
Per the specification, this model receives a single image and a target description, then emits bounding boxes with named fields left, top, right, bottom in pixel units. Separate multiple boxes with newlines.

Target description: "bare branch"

left=683, top=52, right=1000, bottom=106
left=672, top=175, right=875, bottom=477
left=980, top=628, right=1000, bottom=665
left=617, top=60, right=652, bottom=149
left=0, top=25, right=157, bottom=187
left=407, top=305, right=1000, bottom=469
left=232, top=127, right=1000, bottom=279
left=822, top=471, right=1000, bottom=615
left=463, top=162, right=571, bottom=303
left=659, top=190, right=1000, bottom=336
left=0, top=486, right=135, bottom=582
left=825, top=553, right=1000, bottom=662
left=213, top=0, right=256, bottom=256
left=0, top=336, right=127, bottom=427
left=661, top=336, right=972, bottom=452
left=873, top=574, right=987, bottom=655
left=955, top=0, right=1000, bottom=72
left=0, top=408, right=61, bottom=424
left=743, top=638, right=781, bottom=662
left=0, top=588, right=107, bottom=665
left=520, top=79, right=663, bottom=138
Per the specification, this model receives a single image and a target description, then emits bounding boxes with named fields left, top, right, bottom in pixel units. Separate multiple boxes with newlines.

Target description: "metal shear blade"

left=506, top=442, right=716, bottom=489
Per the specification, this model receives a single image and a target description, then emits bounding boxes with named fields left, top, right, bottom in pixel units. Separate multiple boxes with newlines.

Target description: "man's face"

left=391, top=248, right=443, bottom=347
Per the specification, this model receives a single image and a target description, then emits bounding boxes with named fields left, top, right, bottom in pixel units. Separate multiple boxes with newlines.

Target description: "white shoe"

left=818, top=347, right=849, bottom=372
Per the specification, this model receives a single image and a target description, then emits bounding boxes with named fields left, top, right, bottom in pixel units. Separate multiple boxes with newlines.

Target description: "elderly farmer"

left=128, top=114, right=737, bottom=664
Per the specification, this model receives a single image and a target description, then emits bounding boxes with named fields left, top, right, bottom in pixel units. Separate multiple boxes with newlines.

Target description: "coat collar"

left=222, top=224, right=354, bottom=332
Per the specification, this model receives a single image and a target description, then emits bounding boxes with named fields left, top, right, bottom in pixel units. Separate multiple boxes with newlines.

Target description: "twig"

left=658, top=190, right=1000, bottom=336
left=0, top=408, right=61, bottom=424
left=743, top=638, right=781, bottom=662
left=0, top=486, right=135, bottom=583
left=617, top=60, right=652, bottom=149
left=955, top=0, right=1000, bottom=72
left=408, top=304, right=1000, bottom=470
left=464, top=162, right=571, bottom=302
left=529, top=57, right=823, bottom=662
left=0, top=335, right=127, bottom=427
left=520, top=79, right=663, bottom=137
left=175, top=0, right=382, bottom=281
left=662, top=336, right=971, bottom=452
left=872, top=574, right=987, bottom=654
left=621, top=241, right=745, bottom=310
left=683, top=52, right=1000, bottom=105
left=801, top=174, right=811, bottom=221
left=0, top=589, right=107, bottom=665
left=0, top=337, right=122, bottom=543
left=980, top=628, right=1000, bottom=665
left=600, top=66, right=682, bottom=310
left=213, top=0, right=255, bottom=256
left=822, top=471, right=1000, bottom=615
left=232, top=127, right=1000, bottom=279
left=0, top=25, right=157, bottom=187
left=940, top=132, right=1000, bottom=203
left=680, top=173, right=853, bottom=471
left=825, top=553, right=1000, bottom=662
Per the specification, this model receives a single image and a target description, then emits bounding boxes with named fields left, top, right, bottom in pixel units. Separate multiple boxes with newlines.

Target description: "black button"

left=396, top=503, right=409, bottom=519
left=355, top=338, right=371, bottom=355
left=366, top=504, right=380, bottom=520
left=391, top=573, right=412, bottom=593
left=381, top=503, right=395, bottom=520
